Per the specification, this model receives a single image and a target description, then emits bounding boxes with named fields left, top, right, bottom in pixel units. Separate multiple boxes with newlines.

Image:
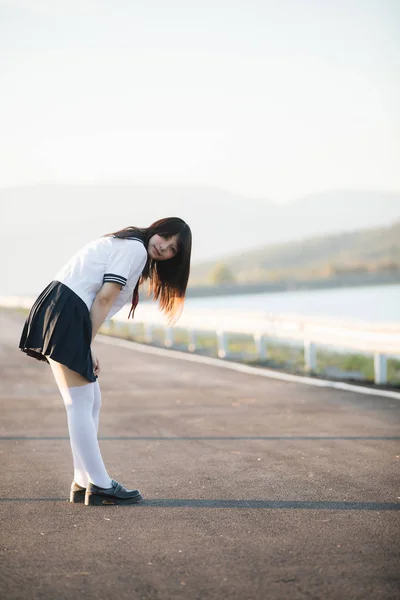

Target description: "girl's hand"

left=91, top=349, right=101, bottom=376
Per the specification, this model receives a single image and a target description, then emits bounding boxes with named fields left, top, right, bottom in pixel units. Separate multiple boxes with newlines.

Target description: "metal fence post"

left=165, top=327, right=174, bottom=348
left=188, top=329, right=196, bottom=352
left=304, top=340, right=317, bottom=372
left=217, top=329, right=229, bottom=358
left=143, top=323, right=153, bottom=344
left=254, top=333, right=267, bottom=361
left=127, top=322, right=137, bottom=340
left=374, top=353, right=387, bottom=384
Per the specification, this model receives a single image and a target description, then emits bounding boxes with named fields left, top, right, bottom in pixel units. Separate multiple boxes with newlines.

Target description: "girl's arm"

left=90, top=282, right=122, bottom=342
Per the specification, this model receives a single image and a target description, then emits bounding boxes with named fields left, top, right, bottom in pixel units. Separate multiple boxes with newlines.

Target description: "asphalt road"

left=1, top=310, right=399, bottom=600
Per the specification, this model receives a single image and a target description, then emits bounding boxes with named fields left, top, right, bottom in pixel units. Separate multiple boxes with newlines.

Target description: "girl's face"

left=148, top=233, right=179, bottom=261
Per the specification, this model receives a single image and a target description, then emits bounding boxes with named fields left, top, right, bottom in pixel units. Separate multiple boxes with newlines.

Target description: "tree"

left=209, top=262, right=236, bottom=285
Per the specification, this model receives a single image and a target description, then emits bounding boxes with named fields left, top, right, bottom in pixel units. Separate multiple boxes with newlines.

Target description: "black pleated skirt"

left=19, top=281, right=96, bottom=382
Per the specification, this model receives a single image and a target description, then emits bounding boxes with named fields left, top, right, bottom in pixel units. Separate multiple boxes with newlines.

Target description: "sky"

left=1, top=0, right=399, bottom=203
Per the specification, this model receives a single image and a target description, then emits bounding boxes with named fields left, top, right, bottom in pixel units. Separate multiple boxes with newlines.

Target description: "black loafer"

left=85, top=479, right=143, bottom=506
left=70, top=481, right=86, bottom=503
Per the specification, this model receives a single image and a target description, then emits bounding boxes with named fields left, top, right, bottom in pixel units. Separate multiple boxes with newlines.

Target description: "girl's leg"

left=71, top=380, right=102, bottom=487
left=48, top=360, right=102, bottom=430
left=93, top=380, right=102, bottom=433
left=48, top=358, right=112, bottom=489
left=47, top=357, right=90, bottom=388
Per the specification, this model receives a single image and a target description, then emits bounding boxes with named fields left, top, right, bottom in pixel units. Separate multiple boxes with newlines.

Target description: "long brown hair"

left=104, top=217, right=192, bottom=323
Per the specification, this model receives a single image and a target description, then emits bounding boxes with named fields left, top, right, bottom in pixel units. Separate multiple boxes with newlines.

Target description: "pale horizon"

left=1, top=180, right=400, bottom=206
left=1, top=0, right=399, bottom=203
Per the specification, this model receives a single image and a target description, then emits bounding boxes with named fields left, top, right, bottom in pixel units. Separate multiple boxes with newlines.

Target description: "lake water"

left=184, top=284, right=400, bottom=324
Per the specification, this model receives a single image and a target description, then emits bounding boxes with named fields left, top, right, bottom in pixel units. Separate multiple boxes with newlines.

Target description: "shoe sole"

left=85, top=492, right=143, bottom=506
left=70, top=490, right=86, bottom=503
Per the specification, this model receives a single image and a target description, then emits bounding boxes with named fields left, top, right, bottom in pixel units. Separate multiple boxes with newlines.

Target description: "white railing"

left=2, top=296, right=400, bottom=385
left=102, top=304, right=400, bottom=385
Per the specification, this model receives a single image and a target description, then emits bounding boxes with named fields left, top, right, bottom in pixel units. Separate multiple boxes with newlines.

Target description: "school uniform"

left=19, top=236, right=147, bottom=382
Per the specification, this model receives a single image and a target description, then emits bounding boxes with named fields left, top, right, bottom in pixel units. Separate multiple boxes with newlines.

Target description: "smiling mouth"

left=154, top=246, right=161, bottom=257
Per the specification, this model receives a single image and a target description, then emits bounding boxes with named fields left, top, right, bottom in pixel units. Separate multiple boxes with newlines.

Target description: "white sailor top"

left=54, top=236, right=148, bottom=321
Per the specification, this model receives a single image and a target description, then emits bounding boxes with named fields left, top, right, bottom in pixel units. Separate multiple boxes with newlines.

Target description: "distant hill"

left=2, top=183, right=400, bottom=295
left=2, top=184, right=400, bottom=261
left=190, top=221, right=400, bottom=285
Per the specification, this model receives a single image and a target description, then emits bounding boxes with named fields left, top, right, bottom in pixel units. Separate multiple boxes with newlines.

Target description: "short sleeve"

left=103, top=239, right=145, bottom=288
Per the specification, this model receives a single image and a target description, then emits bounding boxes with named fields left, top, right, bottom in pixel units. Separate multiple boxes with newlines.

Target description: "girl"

left=19, top=217, right=192, bottom=506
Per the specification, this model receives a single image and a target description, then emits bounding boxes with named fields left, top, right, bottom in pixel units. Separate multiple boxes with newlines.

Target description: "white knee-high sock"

left=60, top=382, right=112, bottom=489
left=92, top=380, right=102, bottom=433
left=69, top=380, right=102, bottom=487
left=64, top=381, right=102, bottom=487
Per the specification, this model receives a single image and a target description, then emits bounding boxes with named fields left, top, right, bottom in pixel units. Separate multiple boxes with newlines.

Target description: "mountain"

left=190, top=220, right=400, bottom=284
left=2, top=183, right=400, bottom=295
